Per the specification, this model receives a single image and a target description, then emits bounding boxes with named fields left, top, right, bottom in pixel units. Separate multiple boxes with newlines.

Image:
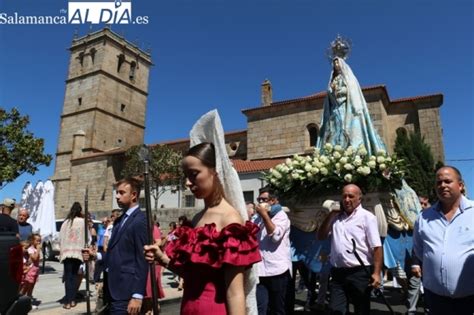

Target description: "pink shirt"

left=254, top=210, right=292, bottom=277
left=329, top=205, right=381, bottom=268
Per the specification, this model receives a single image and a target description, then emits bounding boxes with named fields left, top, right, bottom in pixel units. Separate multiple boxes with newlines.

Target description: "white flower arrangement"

left=264, top=144, right=405, bottom=198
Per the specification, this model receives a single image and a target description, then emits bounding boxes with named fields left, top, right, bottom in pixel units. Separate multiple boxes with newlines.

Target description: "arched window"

left=129, top=61, right=137, bottom=80
left=307, top=124, right=319, bottom=147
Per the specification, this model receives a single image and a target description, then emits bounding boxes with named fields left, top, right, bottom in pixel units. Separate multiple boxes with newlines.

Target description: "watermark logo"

left=69, top=0, right=134, bottom=24
left=0, top=0, right=148, bottom=25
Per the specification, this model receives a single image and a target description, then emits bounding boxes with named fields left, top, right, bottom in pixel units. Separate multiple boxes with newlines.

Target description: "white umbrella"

left=35, top=180, right=56, bottom=242
left=28, top=180, right=44, bottom=232
left=20, top=181, right=34, bottom=210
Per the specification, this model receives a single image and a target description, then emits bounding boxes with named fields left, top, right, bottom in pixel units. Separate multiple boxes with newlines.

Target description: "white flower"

left=332, top=151, right=342, bottom=159
left=369, top=155, right=376, bottom=161
left=285, top=158, right=292, bottom=166
left=334, top=145, right=343, bottom=152
left=386, top=157, right=392, bottom=163
left=291, top=172, right=300, bottom=180
left=271, top=169, right=283, bottom=179
left=339, top=157, right=348, bottom=164
left=335, top=163, right=342, bottom=171
left=356, top=166, right=371, bottom=176
left=320, top=167, right=329, bottom=176
left=376, top=149, right=386, bottom=156
left=357, top=146, right=368, bottom=156
left=324, top=143, right=333, bottom=152
left=353, top=157, right=362, bottom=167
left=304, top=163, right=312, bottom=172
left=311, top=167, right=320, bottom=174
left=379, top=163, right=387, bottom=171
left=344, top=174, right=353, bottom=182
left=313, top=147, right=320, bottom=155
left=270, top=178, right=277, bottom=184
left=344, top=163, right=354, bottom=171
left=368, top=160, right=376, bottom=169
left=377, top=156, right=385, bottom=164
left=345, top=146, right=354, bottom=156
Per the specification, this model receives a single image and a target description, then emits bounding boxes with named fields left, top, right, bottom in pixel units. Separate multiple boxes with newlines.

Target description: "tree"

left=0, top=108, right=53, bottom=189
left=122, top=144, right=183, bottom=209
left=394, top=128, right=436, bottom=200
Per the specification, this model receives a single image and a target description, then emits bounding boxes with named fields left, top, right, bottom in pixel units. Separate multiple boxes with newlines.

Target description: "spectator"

left=413, top=166, right=474, bottom=315
left=59, top=202, right=85, bottom=309
left=254, top=186, right=292, bottom=315
left=17, top=209, right=33, bottom=242
left=0, top=198, right=19, bottom=238
left=20, top=233, right=41, bottom=297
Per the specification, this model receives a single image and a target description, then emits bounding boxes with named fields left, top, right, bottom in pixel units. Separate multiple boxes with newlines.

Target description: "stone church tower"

left=52, top=28, right=152, bottom=215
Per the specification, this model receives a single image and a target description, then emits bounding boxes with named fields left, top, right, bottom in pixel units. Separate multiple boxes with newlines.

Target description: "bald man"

left=17, top=209, right=33, bottom=241
left=318, top=184, right=382, bottom=315
left=413, top=166, right=474, bottom=315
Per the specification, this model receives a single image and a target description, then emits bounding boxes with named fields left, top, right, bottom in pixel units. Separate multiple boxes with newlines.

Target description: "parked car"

left=43, top=219, right=101, bottom=261
left=0, top=232, right=32, bottom=314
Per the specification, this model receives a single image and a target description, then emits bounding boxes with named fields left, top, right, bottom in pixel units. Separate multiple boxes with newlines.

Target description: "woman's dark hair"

left=185, top=142, right=216, bottom=168
left=169, top=222, right=177, bottom=230
left=66, top=202, right=82, bottom=226
left=185, top=142, right=225, bottom=207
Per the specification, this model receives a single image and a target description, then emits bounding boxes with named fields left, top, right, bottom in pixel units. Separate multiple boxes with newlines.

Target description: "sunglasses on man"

left=257, top=197, right=270, bottom=203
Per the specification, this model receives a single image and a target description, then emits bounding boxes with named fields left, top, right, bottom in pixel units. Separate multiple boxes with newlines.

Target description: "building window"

left=90, top=48, right=97, bottom=64
left=184, top=195, right=195, bottom=207
left=307, top=123, right=319, bottom=147
left=243, top=191, right=254, bottom=203
left=129, top=61, right=137, bottom=80
left=120, top=104, right=126, bottom=112
left=117, top=54, right=125, bottom=72
left=78, top=97, right=82, bottom=106
left=78, top=52, right=85, bottom=66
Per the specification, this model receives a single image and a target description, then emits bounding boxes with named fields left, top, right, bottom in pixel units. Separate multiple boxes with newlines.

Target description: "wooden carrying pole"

left=142, top=152, right=160, bottom=314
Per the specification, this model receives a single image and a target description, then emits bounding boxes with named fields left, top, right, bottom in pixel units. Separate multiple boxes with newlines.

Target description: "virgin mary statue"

left=316, top=37, right=386, bottom=156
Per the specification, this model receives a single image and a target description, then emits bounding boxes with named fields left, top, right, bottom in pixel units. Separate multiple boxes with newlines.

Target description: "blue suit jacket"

left=105, top=208, right=148, bottom=301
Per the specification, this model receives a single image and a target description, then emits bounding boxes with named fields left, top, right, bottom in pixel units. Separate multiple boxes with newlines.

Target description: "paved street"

left=30, top=260, right=182, bottom=314
left=29, top=260, right=423, bottom=314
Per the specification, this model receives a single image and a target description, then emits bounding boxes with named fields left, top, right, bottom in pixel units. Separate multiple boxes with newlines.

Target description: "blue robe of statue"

left=316, top=57, right=386, bottom=156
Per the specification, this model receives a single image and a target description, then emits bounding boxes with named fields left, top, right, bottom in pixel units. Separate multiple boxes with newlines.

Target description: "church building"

left=52, top=29, right=444, bottom=216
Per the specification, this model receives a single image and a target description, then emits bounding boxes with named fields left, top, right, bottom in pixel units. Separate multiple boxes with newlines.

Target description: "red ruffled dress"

left=165, top=221, right=261, bottom=315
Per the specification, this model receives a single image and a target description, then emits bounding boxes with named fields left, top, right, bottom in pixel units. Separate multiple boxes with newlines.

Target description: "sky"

left=1, top=0, right=473, bottom=202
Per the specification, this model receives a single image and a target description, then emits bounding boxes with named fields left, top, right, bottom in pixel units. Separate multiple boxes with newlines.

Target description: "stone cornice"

left=61, top=107, right=145, bottom=129
left=66, top=69, right=148, bottom=96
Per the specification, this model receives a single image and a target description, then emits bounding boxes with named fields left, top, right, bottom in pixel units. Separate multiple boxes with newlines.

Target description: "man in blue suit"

left=84, top=178, right=148, bottom=314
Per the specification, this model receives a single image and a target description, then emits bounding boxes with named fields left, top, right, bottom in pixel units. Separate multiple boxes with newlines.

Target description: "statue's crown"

left=326, top=35, right=352, bottom=61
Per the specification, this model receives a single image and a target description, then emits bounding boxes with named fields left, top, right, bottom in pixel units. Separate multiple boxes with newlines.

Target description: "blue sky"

left=1, top=0, right=473, bottom=202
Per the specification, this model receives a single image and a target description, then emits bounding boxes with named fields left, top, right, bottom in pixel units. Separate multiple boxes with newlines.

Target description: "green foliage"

left=394, top=129, right=436, bottom=200
left=122, top=144, right=183, bottom=209
left=0, top=108, right=52, bottom=189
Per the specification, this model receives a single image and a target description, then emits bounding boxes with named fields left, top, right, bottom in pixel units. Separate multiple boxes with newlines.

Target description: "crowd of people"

left=1, top=108, right=473, bottom=315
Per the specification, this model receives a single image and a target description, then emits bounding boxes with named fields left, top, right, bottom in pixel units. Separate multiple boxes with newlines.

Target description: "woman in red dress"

left=145, top=141, right=261, bottom=315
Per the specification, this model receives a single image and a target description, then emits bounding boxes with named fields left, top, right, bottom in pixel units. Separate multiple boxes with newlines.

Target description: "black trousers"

left=63, top=258, right=81, bottom=304
left=425, top=289, right=474, bottom=315
left=329, top=266, right=372, bottom=315
left=257, top=270, right=290, bottom=315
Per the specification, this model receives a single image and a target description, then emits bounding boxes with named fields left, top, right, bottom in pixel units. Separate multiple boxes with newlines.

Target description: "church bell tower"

left=52, top=28, right=152, bottom=213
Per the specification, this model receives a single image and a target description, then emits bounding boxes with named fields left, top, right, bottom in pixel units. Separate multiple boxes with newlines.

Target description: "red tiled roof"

left=152, top=129, right=247, bottom=146
left=391, top=93, right=443, bottom=104
left=231, top=158, right=286, bottom=174
left=242, top=85, right=387, bottom=114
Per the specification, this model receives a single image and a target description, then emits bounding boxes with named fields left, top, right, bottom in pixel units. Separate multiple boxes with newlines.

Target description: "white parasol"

left=27, top=180, right=44, bottom=232
left=20, top=181, right=34, bottom=211
left=34, top=180, right=56, bottom=242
